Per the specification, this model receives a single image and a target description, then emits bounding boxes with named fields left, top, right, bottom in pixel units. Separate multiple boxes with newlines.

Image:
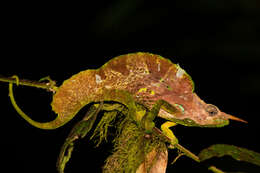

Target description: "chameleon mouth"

left=223, top=113, right=248, bottom=123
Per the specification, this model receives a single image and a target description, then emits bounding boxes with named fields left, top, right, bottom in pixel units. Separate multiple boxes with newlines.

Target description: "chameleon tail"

left=9, top=82, right=66, bottom=130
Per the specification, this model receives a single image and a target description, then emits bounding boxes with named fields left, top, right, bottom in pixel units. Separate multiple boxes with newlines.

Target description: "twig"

left=152, top=127, right=227, bottom=172
left=152, top=127, right=200, bottom=162
left=0, top=75, right=58, bottom=92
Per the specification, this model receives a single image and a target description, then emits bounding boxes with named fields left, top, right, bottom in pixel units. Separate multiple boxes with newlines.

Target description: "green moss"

left=103, top=116, right=166, bottom=173
left=90, top=107, right=166, bottom=173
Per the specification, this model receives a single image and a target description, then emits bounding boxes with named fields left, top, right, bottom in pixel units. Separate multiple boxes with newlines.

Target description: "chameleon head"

left=197, top=103, right=248, bottom=126
left=184, top=94, right=248, bottom=127
left=159, top=93, right=247, bottom=127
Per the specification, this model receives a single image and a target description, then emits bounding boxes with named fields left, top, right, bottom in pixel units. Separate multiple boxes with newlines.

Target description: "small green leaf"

left=199, top=144, right=260, bottom=167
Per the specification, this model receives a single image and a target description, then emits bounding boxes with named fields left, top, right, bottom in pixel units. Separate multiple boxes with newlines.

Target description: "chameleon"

left=7, top=52, right=247, bottom=172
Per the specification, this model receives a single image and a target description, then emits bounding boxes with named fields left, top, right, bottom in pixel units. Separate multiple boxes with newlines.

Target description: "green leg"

left=161, top=121, right=178, bottom=148
left=141, top=100, right=180, bottom=133
left=56, top=102, right=103, bottom=173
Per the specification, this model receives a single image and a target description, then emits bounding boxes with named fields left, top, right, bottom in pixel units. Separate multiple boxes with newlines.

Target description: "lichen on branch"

left=101, top=115, right=166, bottom=173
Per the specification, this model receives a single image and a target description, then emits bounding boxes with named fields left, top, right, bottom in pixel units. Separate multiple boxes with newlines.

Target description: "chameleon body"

left=10, top=52, right=246, bottom=129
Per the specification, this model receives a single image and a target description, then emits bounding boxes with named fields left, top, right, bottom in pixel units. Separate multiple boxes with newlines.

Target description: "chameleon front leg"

left=57, top=102, right=103, bottom=173
left=141, top=99, right=180, bottom=133
left=161, top=121, right=178, bottom=148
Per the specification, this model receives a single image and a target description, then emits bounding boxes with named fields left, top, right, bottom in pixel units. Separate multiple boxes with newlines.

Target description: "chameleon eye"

left=205, top=104, right=218, bottom=116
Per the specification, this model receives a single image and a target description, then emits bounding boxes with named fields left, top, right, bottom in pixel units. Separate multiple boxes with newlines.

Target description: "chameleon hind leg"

left=57, top=102, right=103, bottom=173
left=141, top=99, right=180, bottom=150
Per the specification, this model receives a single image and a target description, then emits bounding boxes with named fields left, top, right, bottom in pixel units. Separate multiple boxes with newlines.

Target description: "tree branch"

left=152, top=127, right=200, bottom=162
left=0, top=75, right=58, bottom=92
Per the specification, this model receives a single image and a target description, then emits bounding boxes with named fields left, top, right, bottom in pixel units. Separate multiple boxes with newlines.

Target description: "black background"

left=1, top=1, right=260, bottom=172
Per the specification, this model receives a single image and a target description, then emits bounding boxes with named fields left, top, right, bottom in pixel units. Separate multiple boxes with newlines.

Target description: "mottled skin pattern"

left=50, top=52, right=245, bottom=129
